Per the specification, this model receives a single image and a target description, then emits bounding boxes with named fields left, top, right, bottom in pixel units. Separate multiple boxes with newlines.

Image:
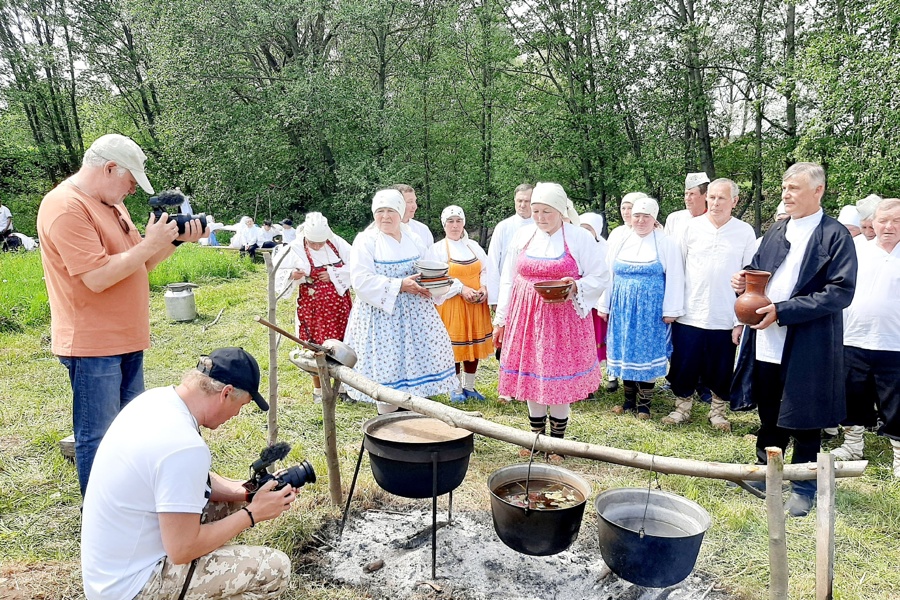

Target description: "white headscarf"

left=440, top=205, right=465, bottom=226
left=621, top=192, right=647, bottom=206
left=371, top=189, right=405, bottom=215
left=301, top=212, right=332, bottom=243
left=532, top=182, right=580, bottom=224
left=837, top=205, right=861, bottom=228
left=579, top=212, right=605, bottom=240
left=631, top=197, right=660, bottom=221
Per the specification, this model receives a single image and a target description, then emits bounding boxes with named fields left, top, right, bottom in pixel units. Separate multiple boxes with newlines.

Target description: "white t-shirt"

left=81, top=387, right=210, bottom=600
left=258, top=226, right=280, bottom=244
left=756, top=209, right=824, bottom=364
left=678, top=216, right=757, bottom=330
left=486, top=214, right=533, bottom=304
left=843, top=239, right=900, bottom=352
left=0, top=204, right=11, bottom=231
left=281, top=226, right=297, bottom=244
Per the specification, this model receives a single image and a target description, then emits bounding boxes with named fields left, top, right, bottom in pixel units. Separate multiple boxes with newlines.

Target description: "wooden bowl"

left=533, top=280, right=572, bottom=303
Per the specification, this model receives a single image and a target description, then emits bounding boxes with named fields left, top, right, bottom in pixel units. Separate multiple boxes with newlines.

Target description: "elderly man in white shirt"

left=831, top=198, right=900, bottom=477
left=664, top=172, right=709, bottom=239
left=663, top=179, right=756, bottom=431
left=393, top=183, right=434, bottom=247
left=487, top=184, right=534, bottom=306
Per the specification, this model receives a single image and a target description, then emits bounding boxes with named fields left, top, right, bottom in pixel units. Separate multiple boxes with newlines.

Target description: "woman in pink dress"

left=492, top=183, right=610, bottom=462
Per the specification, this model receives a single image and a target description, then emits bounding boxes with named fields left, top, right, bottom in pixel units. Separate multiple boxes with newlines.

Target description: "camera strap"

left=177, top=558, right=199, bottom=600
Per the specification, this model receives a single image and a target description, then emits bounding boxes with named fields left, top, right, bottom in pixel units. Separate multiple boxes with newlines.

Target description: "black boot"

left=548, top=416, right=568, bottom=463
left=613, top=381, right=637, bottom=414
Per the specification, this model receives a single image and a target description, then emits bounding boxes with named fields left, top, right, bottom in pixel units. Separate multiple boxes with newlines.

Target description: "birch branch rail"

left=288, top=353, right=867, bottom=482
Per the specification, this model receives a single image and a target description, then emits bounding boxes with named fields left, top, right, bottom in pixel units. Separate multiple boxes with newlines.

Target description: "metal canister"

left=164, top=282, right=198, bottom=321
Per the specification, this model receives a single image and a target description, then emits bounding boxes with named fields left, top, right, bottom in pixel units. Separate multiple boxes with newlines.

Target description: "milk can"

left=164, top=282, right=199, bottom=321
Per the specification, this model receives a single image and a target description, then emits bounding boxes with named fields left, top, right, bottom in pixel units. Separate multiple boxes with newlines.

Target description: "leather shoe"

left=784, top=493, right=815, bottom=518
left=604, top=379, right=619, bottom=393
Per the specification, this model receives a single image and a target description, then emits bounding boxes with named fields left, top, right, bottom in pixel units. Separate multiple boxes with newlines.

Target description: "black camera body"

left=242, top=442, right=316, bottom=500
left=149, top=189, right=207, bottom=235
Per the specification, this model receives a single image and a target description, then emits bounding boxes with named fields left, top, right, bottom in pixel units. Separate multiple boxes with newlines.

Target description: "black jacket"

left=730, top=213, right=858, bottom=429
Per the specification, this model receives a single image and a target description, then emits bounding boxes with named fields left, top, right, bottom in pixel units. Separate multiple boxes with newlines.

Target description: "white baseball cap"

left=88, top=134, right=154, bottom=194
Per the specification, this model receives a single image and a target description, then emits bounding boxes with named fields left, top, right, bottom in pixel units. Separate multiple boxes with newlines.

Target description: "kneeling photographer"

left=82, top=348, right=312, bottom=600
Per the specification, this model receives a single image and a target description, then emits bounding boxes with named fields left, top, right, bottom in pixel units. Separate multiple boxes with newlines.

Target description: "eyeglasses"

left=110, top=205, right=131, bottom=234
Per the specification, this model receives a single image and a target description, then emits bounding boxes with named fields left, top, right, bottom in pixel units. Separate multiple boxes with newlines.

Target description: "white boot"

left=831, top=425, right=865, bottom=461
left=891, top=439, right=900, bottom=478
left=707, top=395, right=732, bottom=432
left=662, top=396, right=693, bottom=425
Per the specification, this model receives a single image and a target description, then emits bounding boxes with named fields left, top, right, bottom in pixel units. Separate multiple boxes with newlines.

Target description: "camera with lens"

left=149, top=189, right=207, bottom=235
left=242, top=442, right=316, bottom=500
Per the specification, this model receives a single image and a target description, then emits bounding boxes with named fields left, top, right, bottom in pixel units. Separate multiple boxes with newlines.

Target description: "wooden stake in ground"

left=816, top=452, right=836, bottom=600
left=315, top=352, right=343, bottom=505
left=766, top=447, right=788, bottom=600
left=262, top=249, right=288, bottom=445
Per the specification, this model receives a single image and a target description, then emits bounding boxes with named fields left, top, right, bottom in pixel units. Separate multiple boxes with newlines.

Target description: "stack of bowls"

left=414, top=260, right=452, bottom=298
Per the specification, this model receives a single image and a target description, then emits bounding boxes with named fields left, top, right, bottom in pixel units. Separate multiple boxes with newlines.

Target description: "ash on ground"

left=322, top=507, right=735, bottom=600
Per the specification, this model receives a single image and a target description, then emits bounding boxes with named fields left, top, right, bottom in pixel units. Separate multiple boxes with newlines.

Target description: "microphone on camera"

left=251, top=442, right=291, bottom=472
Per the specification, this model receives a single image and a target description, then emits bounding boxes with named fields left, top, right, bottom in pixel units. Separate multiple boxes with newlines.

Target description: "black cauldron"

left=488, top=463, right=592, bottom=556
left=595, top=488, right=711, bottom=588
left=363, top=412, right=474, bottom=498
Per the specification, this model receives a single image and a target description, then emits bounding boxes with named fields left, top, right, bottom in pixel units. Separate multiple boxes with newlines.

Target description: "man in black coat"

left=730, top=162, right=858, bottom=517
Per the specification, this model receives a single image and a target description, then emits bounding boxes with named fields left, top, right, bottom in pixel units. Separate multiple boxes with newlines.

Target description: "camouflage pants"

left=134, top=502, right=290, bottom=599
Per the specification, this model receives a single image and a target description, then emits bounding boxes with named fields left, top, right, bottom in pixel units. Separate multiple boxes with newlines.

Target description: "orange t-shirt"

left=37, top=181, right=151, bottom=357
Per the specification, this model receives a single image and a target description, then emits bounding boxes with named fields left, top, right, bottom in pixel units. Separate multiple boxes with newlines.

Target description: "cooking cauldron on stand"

left=595, top=487, right=711, bottom=588
left=341, top=412, right=475, bottom=579
left=488, top=444, right=592, bottom=556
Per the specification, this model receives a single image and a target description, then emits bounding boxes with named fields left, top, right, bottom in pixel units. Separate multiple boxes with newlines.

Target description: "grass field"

left=1, top=249, right=899, bottom=599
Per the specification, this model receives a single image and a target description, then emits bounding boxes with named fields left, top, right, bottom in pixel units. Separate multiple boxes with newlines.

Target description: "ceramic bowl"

left=415, top=260, right=450, bottom=278
left=533, top=280, right=573, bottom=303
left=427, top=282, right=452, bottom=298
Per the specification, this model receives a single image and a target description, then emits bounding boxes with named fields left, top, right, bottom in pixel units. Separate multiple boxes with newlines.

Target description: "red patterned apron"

left=296, top=240, right=352, bottom=344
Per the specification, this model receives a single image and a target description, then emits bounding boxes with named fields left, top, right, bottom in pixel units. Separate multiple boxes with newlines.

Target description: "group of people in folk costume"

left=276, top=167, right=900, bottom=516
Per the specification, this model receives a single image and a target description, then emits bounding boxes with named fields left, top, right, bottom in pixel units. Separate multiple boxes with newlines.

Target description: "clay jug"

left=734, top=270, right=772, bottom=325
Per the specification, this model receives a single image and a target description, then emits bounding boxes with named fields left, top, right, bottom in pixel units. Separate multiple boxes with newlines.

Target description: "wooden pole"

left=288, top=353, right=868, bottom=482
left=766, top=447, right=789, bottom=600
left=315, top=352, right=343, bottom=505
left=816, top=452, right=836, bottom=600
left=262, top=251, right=279, bottom=445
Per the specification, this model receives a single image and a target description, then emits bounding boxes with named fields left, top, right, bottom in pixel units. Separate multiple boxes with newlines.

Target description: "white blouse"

left=844, top=240, right=900, bottom=352
left=350, top=228, right=428, bottom=315
left=274, top=235, right=353, bottom=298
left=494, top=223, right=610, bottom=326
left=601, top=229, right=685, bottom=318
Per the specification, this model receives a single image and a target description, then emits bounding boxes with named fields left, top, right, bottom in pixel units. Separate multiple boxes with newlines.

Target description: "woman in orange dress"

left=426, top=205, right=493, bottom=401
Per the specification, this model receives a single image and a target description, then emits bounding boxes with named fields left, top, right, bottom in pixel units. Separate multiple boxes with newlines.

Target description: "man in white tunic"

left=393, top=183, right=434, bottom=246
left=663, top=179, right=756, bottom=431
left=487, top=183, right=534, bottom=306
left=831, top=198, right=900, bottom=476
left=664, top=172, right=709, bottom=239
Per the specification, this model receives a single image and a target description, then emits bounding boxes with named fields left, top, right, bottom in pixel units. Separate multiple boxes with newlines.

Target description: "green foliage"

left=0, top=251, right=50, bottom=333
left=147, top=245, right=259, bottom=290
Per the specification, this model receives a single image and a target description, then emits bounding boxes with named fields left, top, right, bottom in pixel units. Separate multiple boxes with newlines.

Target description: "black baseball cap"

left=198, top=347, right=269, bottom=411
left=280, top=218, right=293, bottom=227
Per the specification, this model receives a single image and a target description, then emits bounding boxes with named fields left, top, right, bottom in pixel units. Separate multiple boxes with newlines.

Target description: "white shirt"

left=424, top=237, right=488, bottom=300
left=0, top=204, right=11, bottom=231
left=281, top=226, right=297, bottom=244
left=258, top=226, right=280, bottom=244
left=756, top=209, right=824, bottom=364
left=664, top=209, right=694, bottom=239
left=486, top=214, right=533, bottom=304
left=407, top=219, right=434, bottom=247
left=678, top=216, right=757, bottom=330
left=605, top=224, right=631, bottom=249
left=238, top=225, right=262, bottom=247
left=601, top=229, right=685, bottom=318
left=843, top=239, right=900, bottom=351
left=494, top=223, right=610, bottom=326
left=853, top=234, right=869, bottom=251
left=81, top=387, right=210, bottom=600
left=350, top=227, right=428, bottom=315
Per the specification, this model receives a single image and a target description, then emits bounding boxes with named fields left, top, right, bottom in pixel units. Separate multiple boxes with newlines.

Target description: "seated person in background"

left=0, top=201, right=20, bottom=251
left=280, top=218, right=297, bottom=243
left=239, top=217, right=264, bottom=258
left=259, top=220, right=281, bottom=247
left=81, top=348, right=296, bottom=600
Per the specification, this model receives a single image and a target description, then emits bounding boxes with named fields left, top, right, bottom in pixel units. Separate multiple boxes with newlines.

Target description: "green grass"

left=2, top=264, right=900, bottom=599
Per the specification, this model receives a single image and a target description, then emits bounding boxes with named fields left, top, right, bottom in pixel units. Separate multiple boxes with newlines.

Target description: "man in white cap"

left=857, top=194, right=882, bottom=241
left=730, top=162, right=857, bottom=518
left=664, top=172, right=710, bottom=239
left=831, top=198, right=900, bottom=477
left=664, top=178, right=756, bottom=431
left=487, top=183, right=535, bottom=306
left=392, top=183, right=434, bottom=246
left=37, top=133, right=204, bottom=496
